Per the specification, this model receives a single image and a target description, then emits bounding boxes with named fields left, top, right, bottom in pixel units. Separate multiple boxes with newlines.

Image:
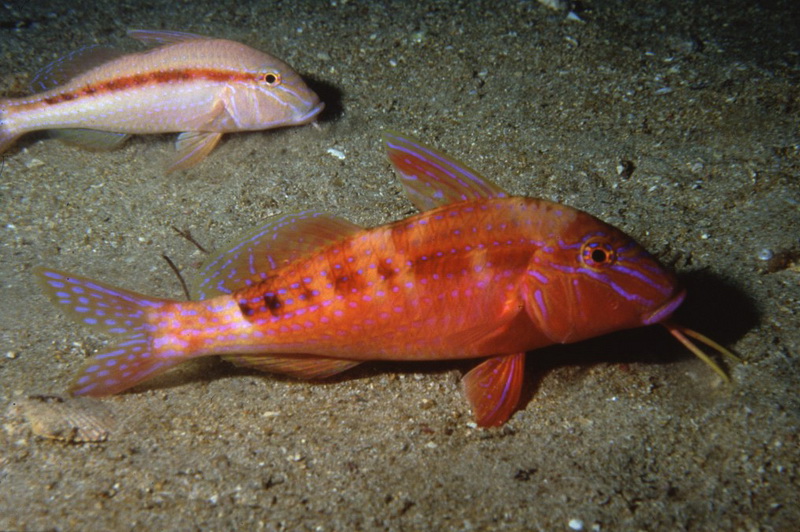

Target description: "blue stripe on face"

left=545, top=262, right=657, bottom=306
left=611, top=262, right=672, bottom=296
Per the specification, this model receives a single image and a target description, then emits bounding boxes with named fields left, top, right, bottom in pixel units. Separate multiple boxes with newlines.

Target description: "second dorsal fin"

left=31, top=45, right=126, bottom=92
left=126, top=29, right=210, bottom=46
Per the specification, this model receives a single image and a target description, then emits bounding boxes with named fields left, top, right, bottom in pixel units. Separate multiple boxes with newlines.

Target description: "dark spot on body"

left=263, top=293, right=282, bottom=317
left=301, top=285, right=315, bottom=301
left=334, top=275, right=350, bottom=290
left=331, top=271, right=369, bottom=295
left=377, top=263, right=396, bottom=281
left=237, top=300, right=255, bottom=317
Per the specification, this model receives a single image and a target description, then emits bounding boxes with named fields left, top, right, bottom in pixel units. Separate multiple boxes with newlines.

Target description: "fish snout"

left=643, top=288, right=686, bottom=325
left=292, top=100, right=325, bottom=125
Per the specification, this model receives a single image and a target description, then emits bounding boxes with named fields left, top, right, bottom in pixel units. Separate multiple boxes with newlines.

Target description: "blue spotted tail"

left=34, top=267, right=184, bottom=396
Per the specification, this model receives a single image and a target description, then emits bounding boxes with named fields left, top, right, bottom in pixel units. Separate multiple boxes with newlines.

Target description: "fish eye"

left=261, top=72, right=281, bottom=86
left=580, top=238, right=616, bottom=269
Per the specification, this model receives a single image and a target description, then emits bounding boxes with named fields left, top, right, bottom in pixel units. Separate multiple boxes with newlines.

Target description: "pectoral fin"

left=462, top=352, right=526, bottom=427
left=170, top=131, right=223, bottom=172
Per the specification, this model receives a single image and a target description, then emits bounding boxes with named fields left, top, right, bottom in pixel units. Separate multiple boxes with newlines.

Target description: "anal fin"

left=224, top=353, right=361, bottom=380
left=50, top=129, right=130, bottom=151
left=462, top=352, right=526, bottom=427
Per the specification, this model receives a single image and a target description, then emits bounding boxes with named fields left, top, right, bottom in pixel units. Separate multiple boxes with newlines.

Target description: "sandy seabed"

left=1, top=0, right=798, bottom=530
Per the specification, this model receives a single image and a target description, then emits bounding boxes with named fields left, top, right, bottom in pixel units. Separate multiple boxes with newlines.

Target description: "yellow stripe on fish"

left=0, top=29, right=324, bottom=171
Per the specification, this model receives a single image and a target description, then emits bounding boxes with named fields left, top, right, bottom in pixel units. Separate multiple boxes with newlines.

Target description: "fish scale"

left=0, top=29, right=323, bottom=171
left=226, top=200, right=538, bottom=357
left=34, top=131, right=739, bottom=427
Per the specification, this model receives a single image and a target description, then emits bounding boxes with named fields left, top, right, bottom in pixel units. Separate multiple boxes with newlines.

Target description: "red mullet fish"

left=35, top=131, right=738, bottom=426
left=0, top=30, right=324, bottom=171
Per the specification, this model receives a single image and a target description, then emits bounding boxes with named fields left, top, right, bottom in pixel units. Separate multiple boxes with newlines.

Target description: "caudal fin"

left=34, top=267, right=184, bottom=396
left=0, top=101, right=22, bottom=154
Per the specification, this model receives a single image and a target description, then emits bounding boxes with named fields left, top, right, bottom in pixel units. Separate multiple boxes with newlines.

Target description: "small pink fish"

left=0, top=30, right=324, bottom=171
left=35, top=132, right=738, bottom=426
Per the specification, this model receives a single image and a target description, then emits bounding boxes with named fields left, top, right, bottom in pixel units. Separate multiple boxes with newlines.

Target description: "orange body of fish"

left=0, top=30, right=323, bottom=171
left=35, top=132, right=736, bottom=426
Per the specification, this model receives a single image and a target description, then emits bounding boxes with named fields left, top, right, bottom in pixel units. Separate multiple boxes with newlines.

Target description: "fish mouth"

left=294, top=101, right=325, bottom=124
left=643, top=289, right=686, bottom=325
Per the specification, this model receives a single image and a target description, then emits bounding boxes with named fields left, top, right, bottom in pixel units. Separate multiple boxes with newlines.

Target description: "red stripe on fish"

left=41, top=69, right=264, bottom=106
left=0, top=29, right=323, bottom=171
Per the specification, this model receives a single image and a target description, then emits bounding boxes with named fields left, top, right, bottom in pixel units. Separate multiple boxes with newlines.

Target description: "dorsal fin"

left=383, top=130, right=508, bottom=211
left=191, top=211, right=362, bottom=299
left=127, top=29, right=210, bottom=46
left=31, top=45, right=126, bottom=92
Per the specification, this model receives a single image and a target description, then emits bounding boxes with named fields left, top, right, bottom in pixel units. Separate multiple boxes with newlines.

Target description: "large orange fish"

left=0, top=30, right=323, bottom=171
left=35, top=132, right=737, bottom=426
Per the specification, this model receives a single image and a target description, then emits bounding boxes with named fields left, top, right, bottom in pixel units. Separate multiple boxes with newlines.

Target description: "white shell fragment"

left=327, top=147, right=346, bottom=160
left=568, top=518, right=584, bottom=531
left=18, top=394, right=116, bottom=443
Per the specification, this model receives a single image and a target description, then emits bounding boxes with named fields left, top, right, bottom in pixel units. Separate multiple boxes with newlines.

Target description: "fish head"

left=233, top=55, right=324, bottom=130
left=526, top=203, right=685, bottom=343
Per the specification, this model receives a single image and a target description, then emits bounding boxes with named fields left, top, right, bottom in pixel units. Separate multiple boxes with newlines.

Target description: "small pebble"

left=757, top=248, right=774, bottom=261
left=569, top=518, right=584, bottom=531
left=538, top=0, right=568, bottom=9
left=689, top=161, right=705, bottom=173
left=566, top=11, right=584, bottom=22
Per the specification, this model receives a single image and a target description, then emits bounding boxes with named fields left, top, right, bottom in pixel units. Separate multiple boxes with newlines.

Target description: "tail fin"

left=0, top=100, right=22, bottom=154
left=34, top=267, right=184, bottom=396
